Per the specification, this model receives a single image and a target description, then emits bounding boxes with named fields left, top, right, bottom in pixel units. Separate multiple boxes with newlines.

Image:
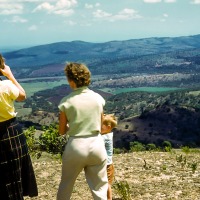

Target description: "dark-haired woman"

left=0, top=54, right=38, bottom=200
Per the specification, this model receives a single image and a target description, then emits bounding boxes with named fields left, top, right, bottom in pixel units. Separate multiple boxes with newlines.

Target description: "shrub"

left=146, top=143, right=157, bottom=151
left=130, top=141, right=145, bottom=152
left=188, top=162, right=198, bottom=173
left=113, top=180, right=132, bottom=200
left=181, top=146, right=190, bottom=154
left=176, top=154, right=187, bottom=168
left=162, top=140, right=172, bottom=152
left=113, top=148, right=124, bottom=154
left=39, top=124, right=67, bottom=154
left=23, top=126, right=38, bottom=152
left=125, top=124, right=129, bottom=129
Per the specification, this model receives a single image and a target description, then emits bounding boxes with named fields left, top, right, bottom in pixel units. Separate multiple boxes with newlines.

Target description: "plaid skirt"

left=0, top=118, right=38, bottom=200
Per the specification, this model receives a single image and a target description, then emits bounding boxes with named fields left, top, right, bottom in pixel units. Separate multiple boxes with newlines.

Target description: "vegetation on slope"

left=19, top=85, right=200, bottom=149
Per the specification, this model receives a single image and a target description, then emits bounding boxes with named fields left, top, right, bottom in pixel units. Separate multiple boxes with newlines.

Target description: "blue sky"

left=0, top=0, right=200, bottom=48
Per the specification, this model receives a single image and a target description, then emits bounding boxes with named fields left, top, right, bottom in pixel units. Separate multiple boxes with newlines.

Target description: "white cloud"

left=112, top=8, right=141, bottom=21
left=93, top=8, right=141, bottom=21
left=95, top=3, right=100, bottom=7
left=85, top=3, right=93, bottom=9
left=54, top=9, right=74, bottom=16
left=160, top=18, right=166, bottom=22
left=163, top=13, right=168, bottom=17
left=33, top=2, right=54, bottom=12
left=0, top=0, right=56, bottom=2
left=55, top=0, right=76, bottom=9
left=9, top=15, right=28, bottom=23
left=33, top=0, right=77, bottom=16
left=143, top=0, right=176, bottom=3
left=160, top=13, right=168, bottom=22
left=68, top=20, right=76, bottom=25
left=85, top=3, right=100, bottom=9
left=28, top=25, right=37, bottom=31
left=143, top=0, right=161, bottom=3
left=0, top=3, right=23, bottom=15
left=164, top=0, right=176, bottom=2
left=93, top=9, right=112, bottom=18
left=190, top=0, right=200, bottom=4
left=25, top=0, right=55, bottom=2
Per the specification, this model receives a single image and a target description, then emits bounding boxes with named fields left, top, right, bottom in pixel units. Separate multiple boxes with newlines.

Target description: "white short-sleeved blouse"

left=58, top=86, right=105, bottom=137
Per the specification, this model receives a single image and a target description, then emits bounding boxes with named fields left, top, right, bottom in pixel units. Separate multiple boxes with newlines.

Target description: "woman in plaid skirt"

left=0, top=54, right=38, bottom=200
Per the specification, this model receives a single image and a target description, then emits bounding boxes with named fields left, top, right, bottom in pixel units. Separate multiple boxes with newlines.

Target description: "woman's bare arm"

left=59, top=111, right=69, bottom=135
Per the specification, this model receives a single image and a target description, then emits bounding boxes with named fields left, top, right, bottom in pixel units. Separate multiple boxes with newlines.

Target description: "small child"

left=101, top=114, right=118, bottom=200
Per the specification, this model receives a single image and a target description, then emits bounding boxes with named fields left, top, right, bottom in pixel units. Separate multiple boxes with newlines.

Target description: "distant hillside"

left=115, top=104, right=200, bottom=149
left=19, top=84, right=200, bottom=148
left=104, top=89, right=200, bottom=148
left=2, top=34, right=200, bottom=78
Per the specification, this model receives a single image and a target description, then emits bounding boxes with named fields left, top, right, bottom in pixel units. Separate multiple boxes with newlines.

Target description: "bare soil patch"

left=25, top=150, right=200, bottom=200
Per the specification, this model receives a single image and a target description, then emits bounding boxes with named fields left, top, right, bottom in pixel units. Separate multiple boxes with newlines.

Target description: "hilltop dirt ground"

left=25, top=150, right=200, bottom=200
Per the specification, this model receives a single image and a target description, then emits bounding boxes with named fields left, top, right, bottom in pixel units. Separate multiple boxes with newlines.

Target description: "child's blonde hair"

left=103, top=114, right=117, bottom=129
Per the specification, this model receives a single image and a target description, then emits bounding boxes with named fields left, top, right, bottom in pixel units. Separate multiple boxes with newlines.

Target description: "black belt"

left=0, top=117, right=16, bottom=128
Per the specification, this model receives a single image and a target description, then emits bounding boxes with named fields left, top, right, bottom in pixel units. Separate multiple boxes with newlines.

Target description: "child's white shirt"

left=102, top=132, right=113, bottom=165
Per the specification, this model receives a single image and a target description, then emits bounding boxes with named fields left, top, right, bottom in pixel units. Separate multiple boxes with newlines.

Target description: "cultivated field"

left=25, top=150, right=200, bottom=200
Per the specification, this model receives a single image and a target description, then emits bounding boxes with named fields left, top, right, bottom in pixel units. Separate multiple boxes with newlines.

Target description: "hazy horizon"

left=1, top=33, right=200, bottom=53
left=1, top=0, right=200, bottom=48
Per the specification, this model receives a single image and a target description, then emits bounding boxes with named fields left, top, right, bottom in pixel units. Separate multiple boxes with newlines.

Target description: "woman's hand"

left=0, top=64, right=13, bottom=78
left=1, top=65, right=26, bottom=101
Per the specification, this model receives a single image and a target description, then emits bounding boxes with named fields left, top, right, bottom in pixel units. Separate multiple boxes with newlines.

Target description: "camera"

left=0, top=61, right=5, bottom=69
left=0, top=54, right=5, bottom=76
left=0, top=54, right=5, bottom=67
left=0, top=64, right=5, bottom=69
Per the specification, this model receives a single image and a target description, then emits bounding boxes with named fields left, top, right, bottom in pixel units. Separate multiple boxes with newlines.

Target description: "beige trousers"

left=57, top=134, right=108, bottom=200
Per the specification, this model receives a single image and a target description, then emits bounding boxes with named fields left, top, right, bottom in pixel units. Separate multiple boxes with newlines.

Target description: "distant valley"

left=2, top=34, right=200, bottom=149
left=2, top=34, right=200, bottom=80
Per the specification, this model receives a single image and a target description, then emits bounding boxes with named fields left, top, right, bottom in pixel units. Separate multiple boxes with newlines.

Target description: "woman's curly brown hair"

left=64, top=62, right=91, bottom=88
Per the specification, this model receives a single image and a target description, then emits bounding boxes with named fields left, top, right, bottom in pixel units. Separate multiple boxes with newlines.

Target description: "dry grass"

left=25, top=150, right=200, bottom=200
